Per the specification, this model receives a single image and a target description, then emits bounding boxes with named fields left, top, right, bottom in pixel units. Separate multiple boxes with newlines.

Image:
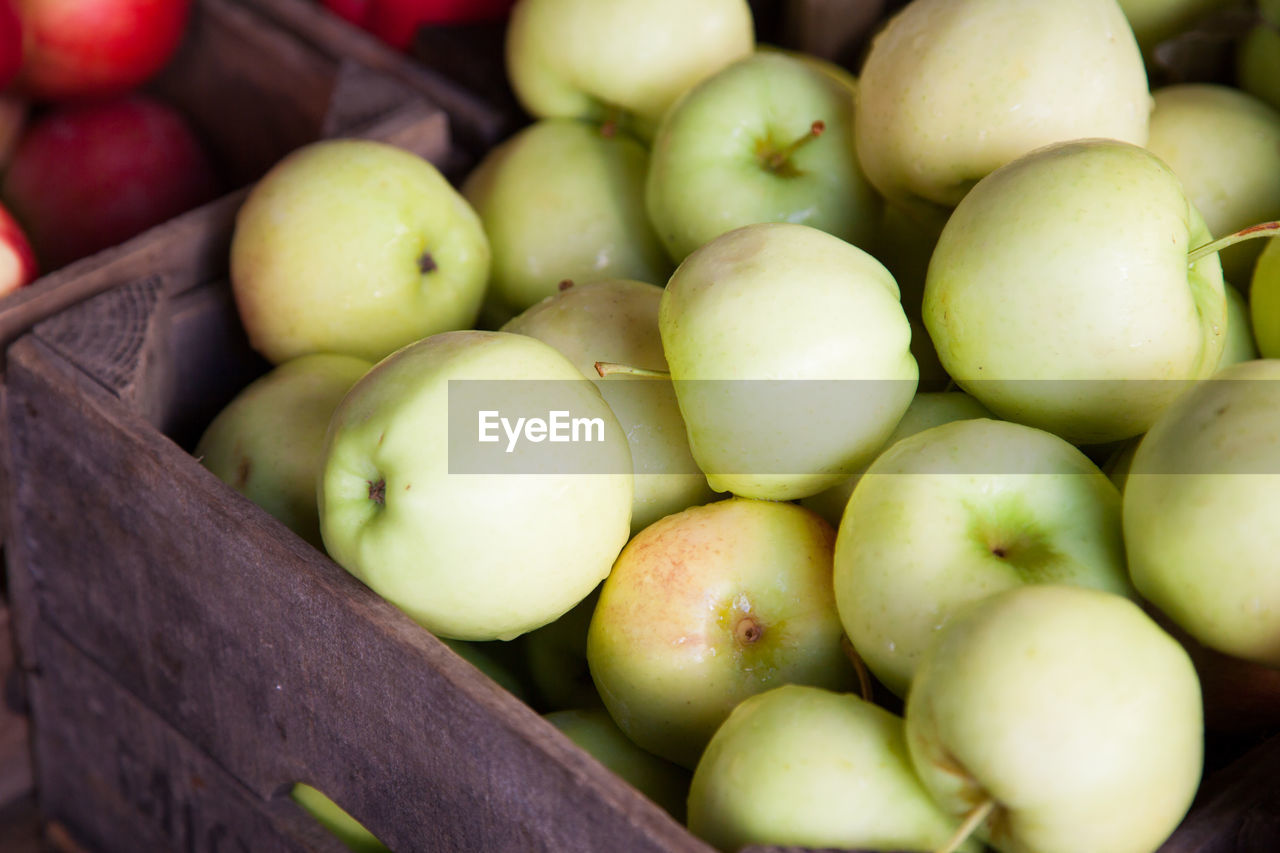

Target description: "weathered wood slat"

left=4, top=318, right=706, bottom=852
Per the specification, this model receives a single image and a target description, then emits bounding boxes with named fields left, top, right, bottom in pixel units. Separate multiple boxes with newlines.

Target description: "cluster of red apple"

left=194, top=1, right=1280, bottom=852
left=0, top=0, right=217, bottom=296
left=318, top=0, right=518, bottom=51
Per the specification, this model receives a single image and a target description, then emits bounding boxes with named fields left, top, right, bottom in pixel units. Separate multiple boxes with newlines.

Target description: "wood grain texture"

left=4, top=321, right=706, bottom=853
left=0, top=605, right=32, bottom=811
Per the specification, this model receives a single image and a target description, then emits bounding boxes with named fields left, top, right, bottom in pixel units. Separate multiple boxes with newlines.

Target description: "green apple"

left=441, top=638, right=532, bottom=703
left=689, top=685, right=975, bottom=853
left=906, top=585, right=1202, bottom=853
left=196, top=354, right=370, bottom=548
left=645, top=50, right=879, bottom=264
left=462, top=121, right=672, bottom=327
left=923, top=139, right=1227, bottom=445
left=1146, top=84, right=1280, bottom=285
left=1250, top=237, right=1280, bottom=356
left=505, top=0, right=755, bottom=140
left=502, top=280, right=714, bottom=532
left=522, top=587, right=602, bottom=711
left=318, top=330, right=633, bottom=641
left=800, top=391, right=992, bottom=528
left=834, top=418, right=1133, bottom=698
left=1118, top=0, right=1233, bottom=54
left=855, top=0, right=1150, bottom=212
left=660, top=222, right=918, bottom=501
left=291, top=784, right=388, bottom=853
left=1220, top=282, right=1258, bottom=368
left=545, top=709, right=690, bottom=821
left=231, top=139, right=489, bottom=364
left=587, top=498, right=856, bottom=769
left=1124, top=358, right=1280, bottom=667
left=1237, top=20, right=1280, bottom=114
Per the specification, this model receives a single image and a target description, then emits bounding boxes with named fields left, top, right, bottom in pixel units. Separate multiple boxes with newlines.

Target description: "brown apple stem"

left=1187, top=220, right=1280, bottom=264
left=764, top=120, right=826, bottom=171
left=841, top=635, right=873, bottom=703
left=594, top=361, right=670, bottom=379
left=934, top=798, right=995, bottom=853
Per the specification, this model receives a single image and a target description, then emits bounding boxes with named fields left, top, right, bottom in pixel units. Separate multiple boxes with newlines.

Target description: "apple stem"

left=764, top=120, right=826, bottom=172
left=1187, top=220, right=1280, bottom=264
left=934, top=798, right=995, bottom=853
left=594, top=361, right=670, bottom=379
left=841, top=636, right=873, bottom=702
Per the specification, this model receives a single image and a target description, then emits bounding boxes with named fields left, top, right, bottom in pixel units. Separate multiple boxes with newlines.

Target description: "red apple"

left=0, top=0, right=21, bottom=90
left=323, top=0, right=517, bottom=51
left=2, top=95, right=219, bottom=269
left=0, top=201, right=38, bottom=297
left=15, top=0, right=190, bottom=101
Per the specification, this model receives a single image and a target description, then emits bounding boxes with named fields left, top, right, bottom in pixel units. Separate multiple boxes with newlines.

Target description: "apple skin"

left=855, top=0, right=1150, bottom=212
left=0, top=200, right=38, bottom=297
left=0, top=0, right=20, bottom=90
left=1250, top=237, right=1280, bottom=357
left=324, top=0, right=517, bottom=51
left=14, top=0, right=190, bottom=101
left=1145, top=84, right=1280, bottom=286
left=834, top=418, right=1133, bottom=698
left=1, top=95, right=218, bottom=270
left=800, top=391, right=991, bottom=528
left=1124, top=358, right=1280, bottom=667
left=645, top=50, right=879, bottom=264
left=1218, top=282, right=1257, bottom=369
left=1236, top=22, right=1280, bottom=115
left=545, top=709, right=690, bottom=822
left=586, top=498, right=856, bottom=769
left=505, top=0, right=754, bottom=140
left=461, top=120, right=671, bottom=328
left=502, top=280, right=714, bottom=533
left=196, top=354, right=371, bottom=549
left=660, top=222, right=918, bottom=501
left=923, top=139, right=1226, bottom=445
left=291, top=784, right=388, bottom=853
left=318, top=330, right=633, bottom=642
left=231, top=139, right=489, bottom=365
left=688, top=685, right=976, bottom=853
left=906, top=585, right=1202, bottom=853
left=521, top=586, right=602, bottom=711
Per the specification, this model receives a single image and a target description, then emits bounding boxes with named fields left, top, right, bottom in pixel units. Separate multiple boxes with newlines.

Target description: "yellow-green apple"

left=230, top=139, right=489, bottom=364
left=505, top=0, right=754, bottom=140
left=1237, top=7, right=1280, bottom=114
left=834, top=418, right=1133, bottom=698
left=801, top=391, right=991, bottom=527
left=462, top=120, right=671, bottom=327
left=196, top=353, right=371, bottom=549
left=545, top=709, right=690, bottom=821
left=905, top=585, right=1202, bottom=853
left=502, top=280, right=713, bottom=532
left=688, top=685, right=975, bottom=853
left=586, top=498, right=855, bottom=769
left=521, top=586, right=601, bottom=711
left=1124, top=358, right=1280, bottom=667
left=291, top=784, right=387, bottom=853
left=318, top=330, right=633, bottom=641
left=645, top=50, right=879, bottom=264
left=1145, top=84, right=1280, bottom=285
left=659, top=222, right=917, bottom=501
left=1219, top=282, right=1258, bottom=368
left=1250, top=237, right=1280, bottom=356
left=923, top=139, right=1227, bottom=445
left=1117, top=0, right=1233, bottom=55
left=14, top=0, right=190, bottom=101
left=855, top=0, right=1149, bottom=214
left=2, top=95, right=218, bottom=270
left=440, top=638, right=531, bottom=702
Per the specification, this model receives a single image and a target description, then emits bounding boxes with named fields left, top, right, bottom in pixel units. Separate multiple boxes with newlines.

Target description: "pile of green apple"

left=197, top=0, right=1280, bottom=850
